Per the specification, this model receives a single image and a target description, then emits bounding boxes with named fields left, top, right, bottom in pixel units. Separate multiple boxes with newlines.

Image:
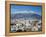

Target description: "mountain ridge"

left=11, top=13, right=42, bottom=20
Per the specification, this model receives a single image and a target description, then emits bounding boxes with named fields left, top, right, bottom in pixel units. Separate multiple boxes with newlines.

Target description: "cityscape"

left=10, top=4, right=42, bottom=32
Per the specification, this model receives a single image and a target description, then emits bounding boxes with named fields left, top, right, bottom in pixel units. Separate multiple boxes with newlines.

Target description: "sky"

left=11, top=4, right=42, bottom=16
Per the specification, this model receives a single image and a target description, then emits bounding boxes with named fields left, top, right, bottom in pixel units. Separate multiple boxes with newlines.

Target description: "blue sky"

left=11, top=4, right=42, bottom=16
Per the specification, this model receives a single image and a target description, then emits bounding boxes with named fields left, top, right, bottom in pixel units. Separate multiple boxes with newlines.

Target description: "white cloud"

left=12, top=10, right=35, bottom=14
left=11, top=10, right=41, bottom=15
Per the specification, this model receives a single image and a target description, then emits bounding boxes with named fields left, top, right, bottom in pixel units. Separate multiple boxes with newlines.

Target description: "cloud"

left=11, top=10, right=35, bottom=14
left=11, top=10, right=41, bottom=16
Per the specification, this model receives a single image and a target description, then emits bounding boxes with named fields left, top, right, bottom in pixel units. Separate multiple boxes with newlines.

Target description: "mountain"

left=11, top=13, right=42, bottom=20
